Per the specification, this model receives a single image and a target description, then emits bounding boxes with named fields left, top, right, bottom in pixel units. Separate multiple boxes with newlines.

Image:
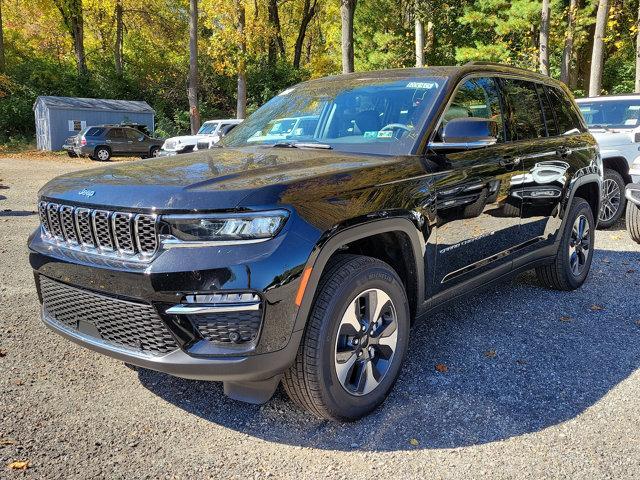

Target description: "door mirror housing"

left=429, top=117, right=498, bottom=150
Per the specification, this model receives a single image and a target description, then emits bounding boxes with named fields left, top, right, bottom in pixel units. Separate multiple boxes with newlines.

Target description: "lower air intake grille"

left=189, top=311, right=262, bottom=344
left=40, top=276, right=178, bottom=356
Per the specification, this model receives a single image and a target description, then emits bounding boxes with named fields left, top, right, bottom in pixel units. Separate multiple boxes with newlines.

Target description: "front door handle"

left=557, top=147, right=572, bottom=158
left=499, top=156, right=521, bottom=169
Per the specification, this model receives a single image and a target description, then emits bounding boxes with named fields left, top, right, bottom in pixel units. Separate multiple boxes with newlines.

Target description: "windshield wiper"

left=270, top=141, right=333, bottom=150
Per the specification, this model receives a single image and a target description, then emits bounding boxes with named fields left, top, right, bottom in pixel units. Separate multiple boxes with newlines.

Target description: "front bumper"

left=626, top=183, right=640, bottom=207
left=29, top=217, right=318, bottom=401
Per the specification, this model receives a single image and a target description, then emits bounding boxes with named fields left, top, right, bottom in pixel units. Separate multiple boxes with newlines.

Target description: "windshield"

left=578, top=99, right=640, bottom=129
left=223, top=76, right=446, bottom=155
left=198, top=122, right=219, bottom=135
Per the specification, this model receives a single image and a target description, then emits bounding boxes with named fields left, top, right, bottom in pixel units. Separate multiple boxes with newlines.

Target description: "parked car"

left=63, top=125, right=164, bottom=161
left=195, top=123, right=239, bottom=150
left=625, top=158, right=640, bottom=242
left=159, top=119, right=243, bottom=156
left=576, top=95, right=640, bottom=228
left=246, top=115, right=319, bottom=143
left=30, top=63, right=601, bottom=421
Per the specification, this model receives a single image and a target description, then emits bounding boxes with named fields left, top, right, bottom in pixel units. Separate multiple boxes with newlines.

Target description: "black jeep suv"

left=29, top=64, right=602, bottom=421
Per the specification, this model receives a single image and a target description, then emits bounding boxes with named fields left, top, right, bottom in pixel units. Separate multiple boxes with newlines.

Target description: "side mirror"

left=429, top=117, right=498, bottom=150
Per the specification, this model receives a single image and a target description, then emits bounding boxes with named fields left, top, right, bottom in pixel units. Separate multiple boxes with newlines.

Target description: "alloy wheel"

left=334, top=288, right=398, bottom=396
left=568, top=214, right=591, bottom=276
left=97, top=149, right=110, bottom=161
left=599, top=178, right=621, bottom=223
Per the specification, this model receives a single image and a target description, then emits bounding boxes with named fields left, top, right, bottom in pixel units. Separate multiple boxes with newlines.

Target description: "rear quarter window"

left=84, top=127, right=104, bottom=137
left=545, top=86, right=584, bottom=135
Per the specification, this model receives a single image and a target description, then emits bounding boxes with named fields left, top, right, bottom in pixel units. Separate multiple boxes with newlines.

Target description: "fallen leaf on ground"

left=560, top=316, right=573, bottom=322
left=409, top=438, right=419, bottom=446
left=635, top=320, right=640, bottom=326
left=610, top=236, right=622, bottom=241
left=484, top=350, right=496, bottom=358
left=435, top=363, right=448, bottom=373
left=627, top=269, right=636, bottom=274
left=602, top=257, right=612, bottom=263
left=0, top=439, right=15, bottom=446
left=0, top=349, right=6, bottom=358
left=590, top=304, right=604, bottom=311
left=7, top=460, right=29, bottom=470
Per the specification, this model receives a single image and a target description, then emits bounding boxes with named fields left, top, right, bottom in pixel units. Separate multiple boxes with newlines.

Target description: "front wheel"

left=536, top=197, right=595, bottom=291
left=283, top=255, right=410, bottom=421
left=626, top=201, right=640, bottom=244
left=598, top=168, right=626, bottom=229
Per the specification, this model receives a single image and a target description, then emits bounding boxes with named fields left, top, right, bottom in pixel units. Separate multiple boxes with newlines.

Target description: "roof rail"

left=464, top=61, right=537, bottom=74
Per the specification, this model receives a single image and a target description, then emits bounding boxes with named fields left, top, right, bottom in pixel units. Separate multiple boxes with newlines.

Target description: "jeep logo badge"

left=78, top=189, right=95, bottom=197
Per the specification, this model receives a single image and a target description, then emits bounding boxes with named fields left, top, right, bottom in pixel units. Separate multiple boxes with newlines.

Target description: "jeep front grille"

left=39, top=276, right=178, bottom=356
left=38, top=201, right=158, bottom=258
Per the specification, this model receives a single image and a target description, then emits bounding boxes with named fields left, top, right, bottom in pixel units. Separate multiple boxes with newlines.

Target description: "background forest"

left=0, top=0, right=638, bottom=145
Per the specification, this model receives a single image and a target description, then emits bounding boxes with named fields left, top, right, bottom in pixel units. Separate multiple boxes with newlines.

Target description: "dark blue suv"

left=63, top=125, right=164, bottom=161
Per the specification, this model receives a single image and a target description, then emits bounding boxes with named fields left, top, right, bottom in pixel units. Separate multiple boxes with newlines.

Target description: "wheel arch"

left=602, top=155, right=631, bottom=184
left=291, top=217, right=427, bottom=334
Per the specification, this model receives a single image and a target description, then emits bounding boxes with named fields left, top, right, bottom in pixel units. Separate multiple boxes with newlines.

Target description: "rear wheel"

left=598, top=168, right=626, bottom=229
left=283, top=254, right=410, bottom=421
left=66, top=151, right=77, bottom=158
left=536, top=197, right=594, bottom=291
left=626, top=201, right=640, bottom=244
left=94, top=146, right=111, bottom=162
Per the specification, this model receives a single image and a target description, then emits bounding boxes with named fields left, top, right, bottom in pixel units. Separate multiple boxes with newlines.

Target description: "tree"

left=0, top=0, right=5, bottom=73
left=636, top=1, right=640, bottom=92
left=561, top=0, right=578, bottom=86
left=340, top=0, right=356, bottom=73
left=267, top=0, right=285, bottom=64
left=114, top=0, right=123, bottom=75
left=589, top=0, right=609, bottom=97
left=415, top=0, right=424, bottom=68
left=188, top=0, right=201, bottom=133
left=235, top=0, right=247, bottom=118
left=539, top=0, right=550, bottom=75
left=53, top=0, right=88, bottom=76
left=293, top=0, right=318, bottom=69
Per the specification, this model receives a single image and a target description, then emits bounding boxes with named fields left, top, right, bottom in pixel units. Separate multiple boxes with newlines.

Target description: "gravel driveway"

left=1, top=156, right=639, bottom=479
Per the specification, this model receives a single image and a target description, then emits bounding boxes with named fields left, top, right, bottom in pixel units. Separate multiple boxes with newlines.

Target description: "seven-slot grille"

left=38, top=201, right=158, bottom=257
left=39, top=276, right=178, bottom=356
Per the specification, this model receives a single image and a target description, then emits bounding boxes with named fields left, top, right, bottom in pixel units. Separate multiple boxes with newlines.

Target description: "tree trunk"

left=114, top=0, right=123, bottom=75
left=340, top=0, right=356, bottom=74
left=635, top=1, right=640, bottom=92
left=188, top=0, right=200, bottom=134
left=236, top=0, right=247, bottom=119
left=561, top=0, right=578, bottom=85
left=53, top=0, right=88, bottom=76
left=539, top=0, right=550, bottom=75
left=0, top=0, right=5, bottom=73
left=589, top=0, right=609, bottom=97
left=293, top=0, right=317, bottom=69
left=415, top=17, right=424, bottom=67
left=267, top=0, right=285, bottom=64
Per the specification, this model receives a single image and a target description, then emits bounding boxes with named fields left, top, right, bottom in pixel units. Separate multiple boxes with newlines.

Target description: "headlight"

left=161, top=210, right=289, bottom=242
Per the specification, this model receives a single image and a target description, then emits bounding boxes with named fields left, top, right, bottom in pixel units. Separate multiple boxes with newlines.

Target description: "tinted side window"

left=125, top=128, right=142, bottom=140
left=500, top=79, right=546, bottom=140
left=107, top=128, right=125, bottom=139
left=85, top=127, right=104, bottom=137
left=442, top=77, right=505, bottom=142
left=546, top=86, right=583, bottom=135
left=536, top=84, right=558, bottom=137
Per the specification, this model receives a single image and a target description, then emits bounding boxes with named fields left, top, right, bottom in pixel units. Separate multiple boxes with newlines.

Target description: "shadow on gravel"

left=0, top=209, right=37, bottom=217
left=139, top=248, right=640, bottom=451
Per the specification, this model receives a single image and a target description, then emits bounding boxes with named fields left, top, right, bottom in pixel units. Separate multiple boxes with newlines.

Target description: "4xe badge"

left=78, top=188, right=95, bottom=197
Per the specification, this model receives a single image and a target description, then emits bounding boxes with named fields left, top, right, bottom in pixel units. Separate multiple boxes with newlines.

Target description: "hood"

left=162, top=134, right=209, bottom=149
left=589, top=128, right=636, bottom=148
left=38, top=147, right=412, bottom=212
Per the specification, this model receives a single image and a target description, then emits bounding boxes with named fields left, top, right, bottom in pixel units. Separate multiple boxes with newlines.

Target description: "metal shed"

left=33, top=96, right=155, bottom=151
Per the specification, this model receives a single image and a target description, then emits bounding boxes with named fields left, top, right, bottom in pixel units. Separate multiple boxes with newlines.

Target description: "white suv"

left=576, top=95, right=640, bottom=228
left=159, top=119, right=243, bottom=156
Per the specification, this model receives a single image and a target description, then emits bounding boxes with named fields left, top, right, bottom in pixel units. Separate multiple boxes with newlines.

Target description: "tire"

left=598, top=168, right=626, bottom=229
left=536, top=197, right=595, bottom=291
left=94, top=146, right=111, bottom=162
left=143, top=146, right=159, bottom=159
left=283, top=254, right=410, bottom=421
left=66, top=151, right=77, bottom=158
left=626, top=201, right=640, bottom=244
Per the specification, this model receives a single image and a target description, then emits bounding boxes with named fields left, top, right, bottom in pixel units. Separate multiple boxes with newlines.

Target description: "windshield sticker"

left=364, top=131, right=378, bottom=139
left=406, top=81, right=438, bottom=89
left=377, top=131, right=393, bottom=139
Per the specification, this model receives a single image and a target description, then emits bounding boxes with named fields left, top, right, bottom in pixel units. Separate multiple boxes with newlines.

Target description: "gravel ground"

left=1, top=156, right=639, bottom=479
